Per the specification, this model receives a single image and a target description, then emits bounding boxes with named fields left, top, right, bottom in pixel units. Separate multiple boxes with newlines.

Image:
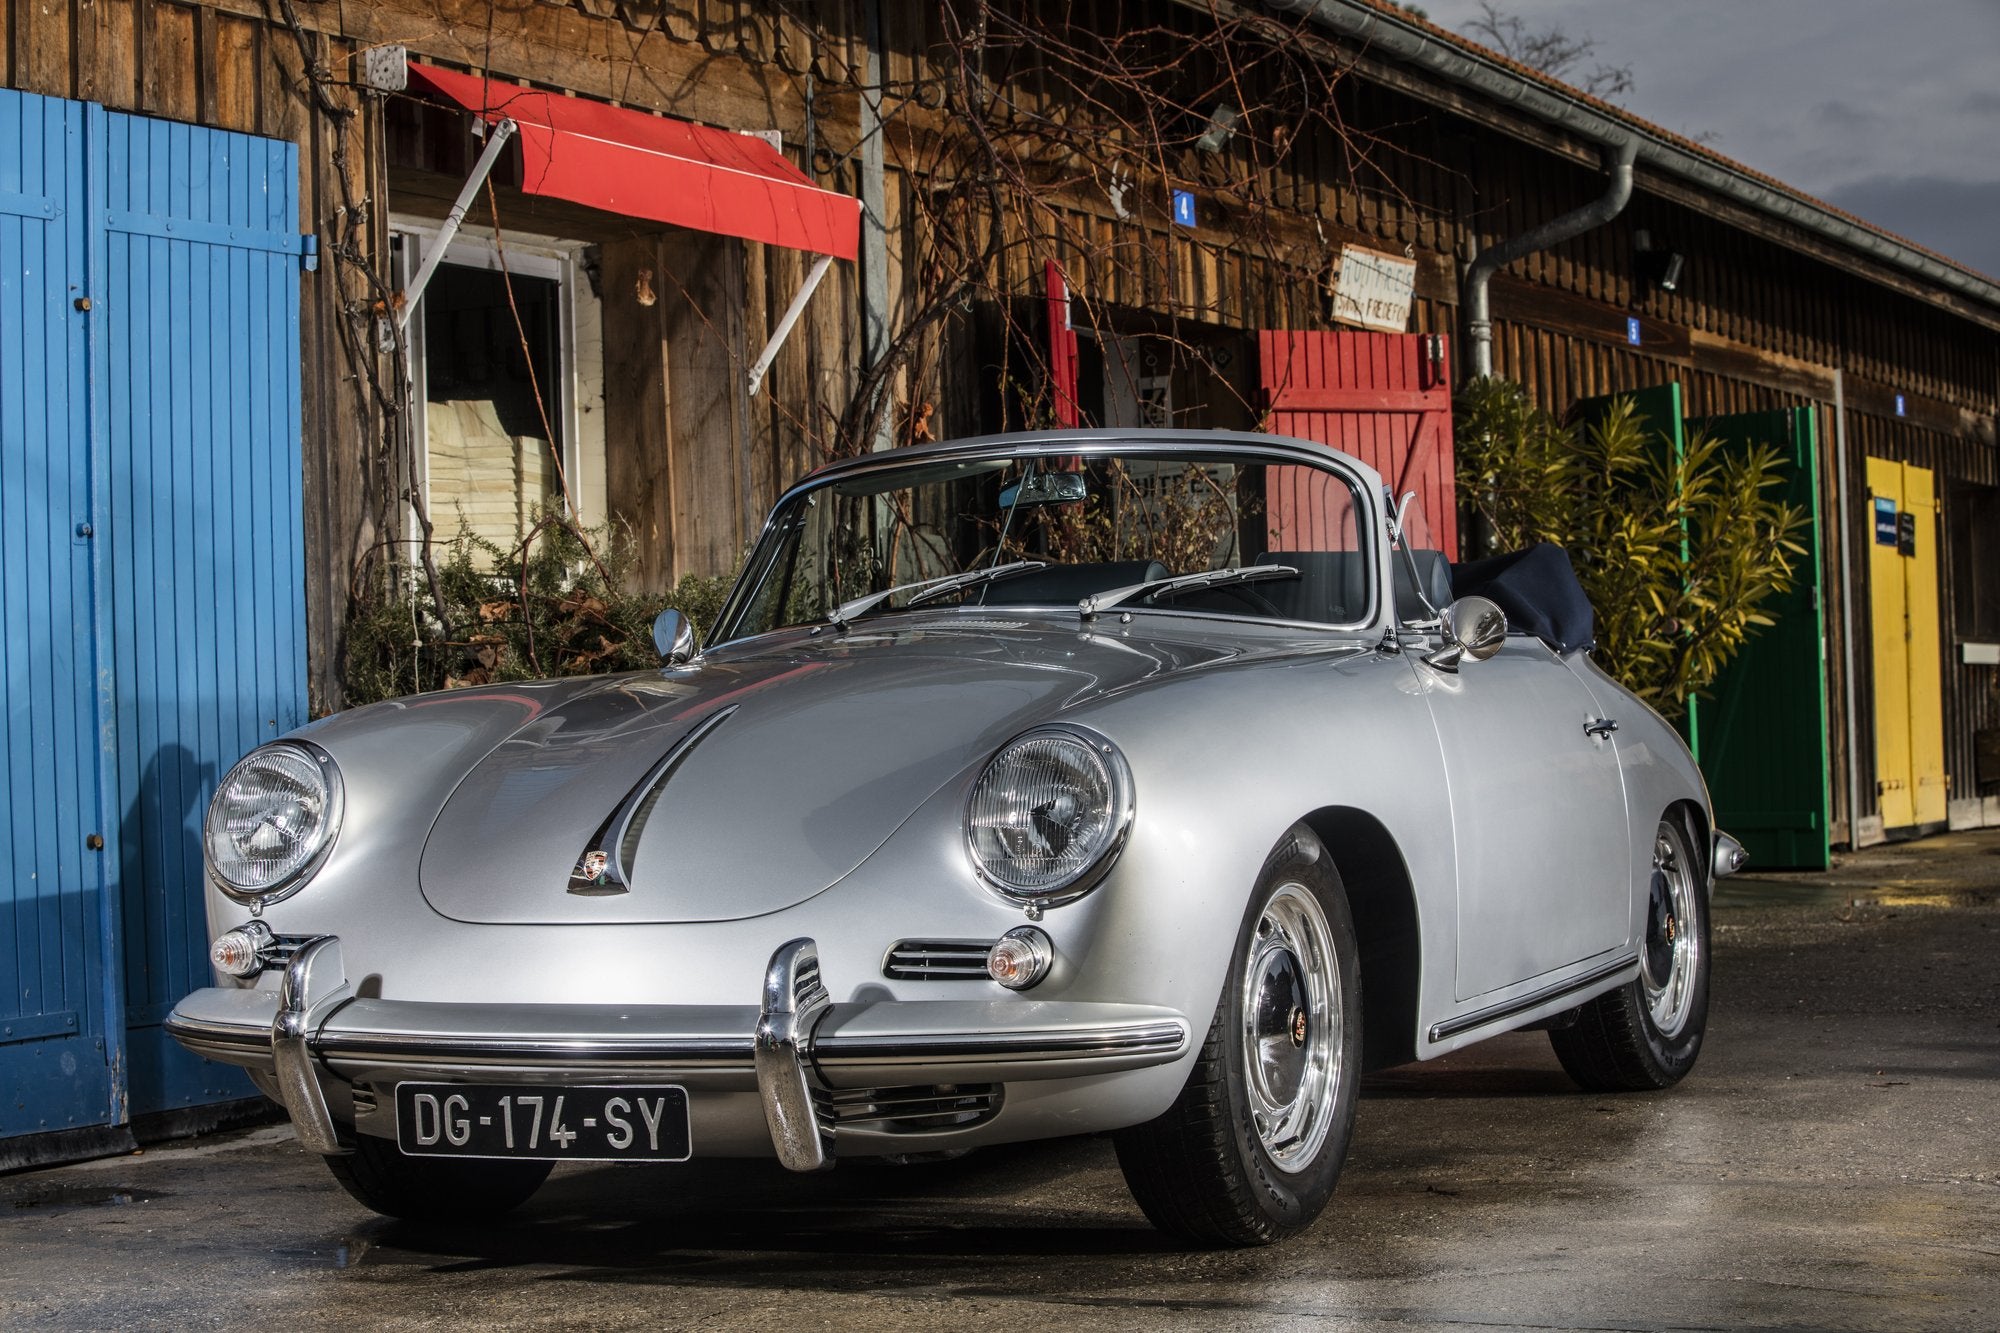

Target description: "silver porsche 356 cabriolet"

left=170, top=429, right=1742, bottom=1246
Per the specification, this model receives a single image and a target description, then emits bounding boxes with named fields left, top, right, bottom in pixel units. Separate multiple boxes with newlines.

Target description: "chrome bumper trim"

left=814, top=1021, right=1188, bottom=1067
left=1712, top=830, right=1748, bottom=879
left=164, top=1003, right=1190, bottom=1075
left=318, top=1032, right=755, bottom=1065
left=166, top=937, right=1193, bottom=1167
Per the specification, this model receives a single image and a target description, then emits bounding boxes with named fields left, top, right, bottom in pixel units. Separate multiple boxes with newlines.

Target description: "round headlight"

left=203, top=743, right=344, bottom=904
left=966, top=727, right=1132, bottom=900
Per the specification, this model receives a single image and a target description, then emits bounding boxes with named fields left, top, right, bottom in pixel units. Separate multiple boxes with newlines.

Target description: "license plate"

left=393, top=1083, right=691, bottom=1162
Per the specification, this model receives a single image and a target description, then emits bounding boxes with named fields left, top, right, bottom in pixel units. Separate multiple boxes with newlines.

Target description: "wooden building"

left=5, top=0, right=1995, bottom=841
left=4, top=7, right=1998, bottom=1143
left=4, top=0, right=1998, bottom=1158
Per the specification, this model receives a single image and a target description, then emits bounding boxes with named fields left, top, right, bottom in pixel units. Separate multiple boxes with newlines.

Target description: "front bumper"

left=166, top=935, right=1190, bottom=1170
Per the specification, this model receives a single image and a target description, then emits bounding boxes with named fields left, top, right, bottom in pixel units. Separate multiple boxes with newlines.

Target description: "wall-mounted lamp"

left=1195, top=104, right=1240, bottom=154
left=1633, top=228, right=1685, bottom=293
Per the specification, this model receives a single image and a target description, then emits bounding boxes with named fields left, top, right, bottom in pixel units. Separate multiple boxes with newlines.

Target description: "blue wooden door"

left=0, top=91, right=119, bottom=1138
left=0, top=88, right=309, bottom=1141
left=100, top=110, right=310, bottom=1116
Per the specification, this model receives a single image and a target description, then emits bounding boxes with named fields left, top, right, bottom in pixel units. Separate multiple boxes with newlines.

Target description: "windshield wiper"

left=828, top=560, right=1048, bottom=630
left=1078, top=565, right=1298, bottom=619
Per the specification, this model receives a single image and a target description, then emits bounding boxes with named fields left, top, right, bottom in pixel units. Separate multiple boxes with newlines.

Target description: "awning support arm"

left=747, top=252, right=836, bottom=398
left=399, top=117, right=517, bottom=330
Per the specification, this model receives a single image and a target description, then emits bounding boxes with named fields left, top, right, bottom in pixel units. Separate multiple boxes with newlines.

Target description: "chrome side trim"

left=755, top=938, right=834, bottom=1171
left=270, top=936, right=353, bottom=1155
left=1427, top=956, right=1638, bottom=1044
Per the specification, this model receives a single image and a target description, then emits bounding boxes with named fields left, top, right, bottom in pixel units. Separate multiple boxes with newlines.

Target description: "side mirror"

left=1423, top=595, right=1506, bottom=673
left=652, top=608, right=697, bottom=665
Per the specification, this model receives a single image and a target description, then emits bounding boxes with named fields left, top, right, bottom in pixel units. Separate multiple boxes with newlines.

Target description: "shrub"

left=1455, top=379, right=1808, bottom=719
left=342, top=516, right=734, bottom=708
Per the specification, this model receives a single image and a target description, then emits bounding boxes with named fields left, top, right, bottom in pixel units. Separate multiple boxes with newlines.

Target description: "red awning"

left=406, top=63, right=859, bottom=262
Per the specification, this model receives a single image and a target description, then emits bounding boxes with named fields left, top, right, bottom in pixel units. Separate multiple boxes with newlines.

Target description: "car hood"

left=418, top=617, right=1242, bottom=924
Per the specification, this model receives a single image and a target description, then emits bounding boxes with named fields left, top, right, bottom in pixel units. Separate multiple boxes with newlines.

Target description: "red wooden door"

left=1258, top=331, right=1456, bottom=558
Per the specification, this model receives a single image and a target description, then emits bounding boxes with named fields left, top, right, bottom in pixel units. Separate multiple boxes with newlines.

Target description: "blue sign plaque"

left=1874, top=496, right=1899, bottom=546
left=1625, top=316, right=1642, bottom=346
left=1171, top=190, right=1196, bottom=228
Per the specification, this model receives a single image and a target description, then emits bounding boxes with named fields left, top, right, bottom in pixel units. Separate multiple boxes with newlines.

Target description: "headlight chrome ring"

left=203, top=741, right=345, bottom=906
left=965, top=725, right=1133, bottom=905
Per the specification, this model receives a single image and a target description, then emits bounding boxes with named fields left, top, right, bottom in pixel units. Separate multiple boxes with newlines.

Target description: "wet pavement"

left=4, top=833, right=1997, bottom=1331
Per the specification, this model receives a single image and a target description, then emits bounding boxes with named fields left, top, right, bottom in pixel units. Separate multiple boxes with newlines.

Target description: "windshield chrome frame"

left=706, top=430, right=1386, bottom=647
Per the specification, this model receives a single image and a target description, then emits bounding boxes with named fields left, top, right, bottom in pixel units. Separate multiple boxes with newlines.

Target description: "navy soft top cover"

left=1450, top=542, right=1594, bottom=654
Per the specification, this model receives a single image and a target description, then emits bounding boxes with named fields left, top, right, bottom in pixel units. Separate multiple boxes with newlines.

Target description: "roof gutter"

left=1264, top=0, right=2000, bottom=317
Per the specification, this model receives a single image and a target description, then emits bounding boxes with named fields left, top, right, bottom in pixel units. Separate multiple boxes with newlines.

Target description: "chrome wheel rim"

left=1239, top=882, right=1342, bottom=1173
left=1639, top=825, right=1700, bottom=1037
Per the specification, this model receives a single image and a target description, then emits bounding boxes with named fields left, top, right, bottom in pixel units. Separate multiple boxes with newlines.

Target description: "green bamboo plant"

left=1455, top=380, right=1808, bottom=720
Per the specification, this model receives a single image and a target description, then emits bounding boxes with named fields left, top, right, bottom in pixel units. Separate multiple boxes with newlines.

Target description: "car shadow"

left=334, top=1039, right=1631, bottom=1281
left=343, top=1139, right=1182, bottom=1280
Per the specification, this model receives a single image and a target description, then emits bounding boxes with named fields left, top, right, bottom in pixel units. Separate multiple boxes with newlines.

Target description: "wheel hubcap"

left=1240, top=882, right=1342, bottom=1173
left=1639, top=825, right=1700, bottom=1037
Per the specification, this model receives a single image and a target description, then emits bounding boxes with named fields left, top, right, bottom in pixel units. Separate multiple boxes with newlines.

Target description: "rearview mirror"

left=1423, top=595, right=1506, bottom=673
left=652, top=608, right=696, bottom=665
left=998, top=471, right=1087, bottom=509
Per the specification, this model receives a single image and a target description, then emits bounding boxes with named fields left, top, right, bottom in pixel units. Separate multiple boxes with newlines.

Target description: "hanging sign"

left=1331, top=244, right=1416, bottom=333
left=1873, top=497, right=1898, bottom=546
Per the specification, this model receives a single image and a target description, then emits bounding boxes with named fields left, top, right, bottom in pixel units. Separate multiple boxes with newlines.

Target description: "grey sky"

left=1414, top=0, right=2000, bottom=278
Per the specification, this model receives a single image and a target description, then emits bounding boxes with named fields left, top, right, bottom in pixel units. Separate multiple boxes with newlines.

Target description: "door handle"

left=1584, top=718, right=1619, bottom=739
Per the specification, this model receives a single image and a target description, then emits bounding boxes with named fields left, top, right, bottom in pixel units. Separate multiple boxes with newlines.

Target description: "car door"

left=1412, top=633, right=1633, bottom=1001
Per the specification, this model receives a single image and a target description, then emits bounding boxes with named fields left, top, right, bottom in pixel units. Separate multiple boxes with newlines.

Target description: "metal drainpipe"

left=1463, top=134, right=1637, bottom=380
left=859, top=0, right=893, bottom=451
left=1833, top=368, right=1864, bottom=847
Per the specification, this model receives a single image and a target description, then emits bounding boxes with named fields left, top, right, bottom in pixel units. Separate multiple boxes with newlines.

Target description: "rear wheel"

left=1550, top=815, right=1710, bottom=1091
left=1114, top=825, right=1361, bottom=1247
left=325, top=1132, right=552, bottom=1222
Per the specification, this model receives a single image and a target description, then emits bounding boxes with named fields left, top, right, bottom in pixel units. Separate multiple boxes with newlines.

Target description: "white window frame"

left=391, top=218, right=592, bottom=554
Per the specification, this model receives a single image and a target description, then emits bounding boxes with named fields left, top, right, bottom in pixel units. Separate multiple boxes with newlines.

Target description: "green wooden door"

left=1685, top=408, right=1830, bottom=869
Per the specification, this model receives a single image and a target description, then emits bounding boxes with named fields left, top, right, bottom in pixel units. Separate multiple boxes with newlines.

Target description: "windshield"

left=712, top=446, right=1372, bottom=642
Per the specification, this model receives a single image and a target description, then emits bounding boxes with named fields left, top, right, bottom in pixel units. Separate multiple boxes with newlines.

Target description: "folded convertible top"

left=1450, top=543, right=1594, bottom=654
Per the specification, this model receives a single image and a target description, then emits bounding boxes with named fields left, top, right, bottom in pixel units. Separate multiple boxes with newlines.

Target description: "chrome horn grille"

left=882, top=939, right=994, bottom=981
left=816, top=1083, right=1002, bottom=1134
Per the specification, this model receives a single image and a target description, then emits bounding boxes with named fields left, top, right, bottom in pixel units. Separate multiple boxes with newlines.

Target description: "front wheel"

left=325, top=1132, right=552, bottom=1222
left=1114, top=825, right=1362, bottom=1247
left=1550, top=815, right=1711, bottom=1091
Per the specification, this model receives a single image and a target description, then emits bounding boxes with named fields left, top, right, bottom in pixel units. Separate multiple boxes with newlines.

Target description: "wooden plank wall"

left=6, top=0, right=382, bottom=714
left=12, top=0, right=1998, bottom=812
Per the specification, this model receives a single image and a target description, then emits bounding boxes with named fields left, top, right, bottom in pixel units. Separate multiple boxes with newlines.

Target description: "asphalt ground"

left=3, top=832, right=1996, bottom=1332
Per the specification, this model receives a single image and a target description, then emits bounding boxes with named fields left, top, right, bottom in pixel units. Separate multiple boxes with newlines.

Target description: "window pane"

left=423, top=262, right=563, bottom=566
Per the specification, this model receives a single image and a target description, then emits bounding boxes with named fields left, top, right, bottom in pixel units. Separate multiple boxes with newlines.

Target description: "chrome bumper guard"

left=166, top=935, right=1189, bottom=1171
left=1712, top=830, right=1748, bottom=880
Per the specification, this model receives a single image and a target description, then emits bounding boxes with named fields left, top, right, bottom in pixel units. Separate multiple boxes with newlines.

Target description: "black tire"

left=1114, top=825, right=1362, bottom=1247
left=1550, top=814, right=1710, bottom=1092
left=325, top=1132, right=552, bottom=1222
